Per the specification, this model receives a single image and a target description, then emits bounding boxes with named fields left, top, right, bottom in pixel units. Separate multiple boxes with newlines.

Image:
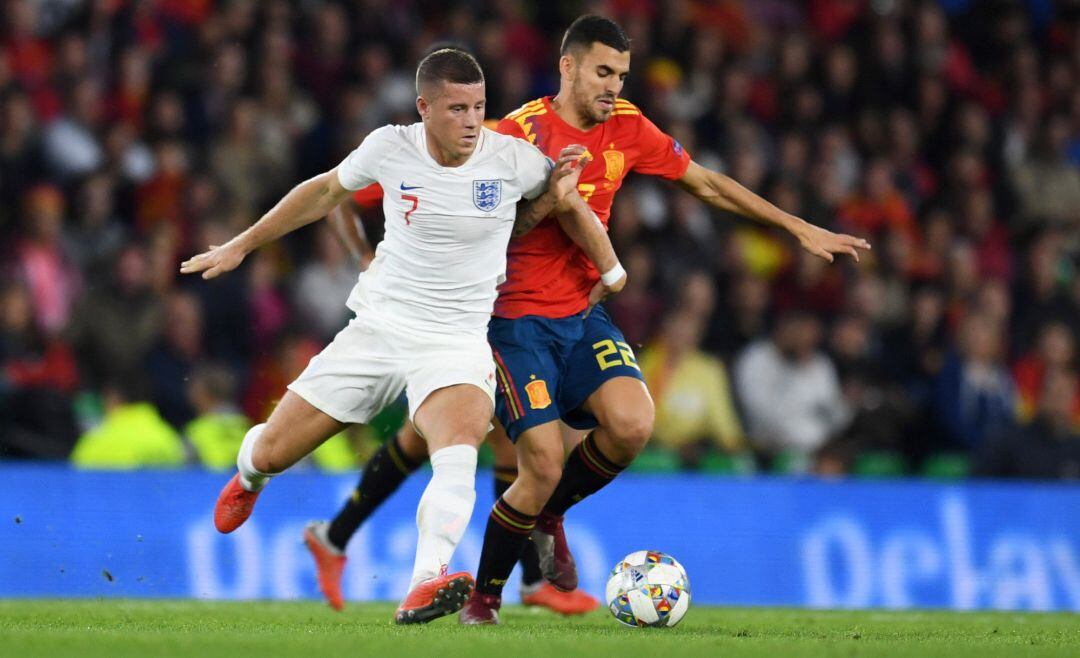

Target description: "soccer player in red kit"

left=458, top=15, right=869, bottom=624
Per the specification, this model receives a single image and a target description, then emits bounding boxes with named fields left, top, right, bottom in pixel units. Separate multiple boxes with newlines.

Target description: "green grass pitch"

left=1, top=600, right=1076, bottom=658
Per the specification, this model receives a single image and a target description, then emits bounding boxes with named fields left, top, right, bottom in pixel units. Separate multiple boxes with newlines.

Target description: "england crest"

left=473, top=179, right=502, bottom=212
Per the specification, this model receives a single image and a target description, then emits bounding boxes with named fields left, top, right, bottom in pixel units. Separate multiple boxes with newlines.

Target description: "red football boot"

left=521, top=582, right=600, bottom=615
left=459, top=590, right=501, bottom=625
left=213, top=473, right=260, bottom=533
left=394, top=569, right=474, bottom=624
left=303, top=521, right=346, bottom=611
left=531, top=512, right=578, bottom=591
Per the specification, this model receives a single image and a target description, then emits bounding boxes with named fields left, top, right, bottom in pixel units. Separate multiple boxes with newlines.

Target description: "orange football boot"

left=303, top=521, right=346, bottom=611
left=521, top=582, right=600, bottom=615
left=213, top=473, right=260, bottom=533
left=394, top=569, right=474, bottom=624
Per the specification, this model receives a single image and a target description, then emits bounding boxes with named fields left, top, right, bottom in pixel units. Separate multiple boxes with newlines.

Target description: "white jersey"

left=336, top=122, right=552, bottom=337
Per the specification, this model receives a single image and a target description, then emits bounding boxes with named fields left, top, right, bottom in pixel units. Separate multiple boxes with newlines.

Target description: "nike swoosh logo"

left=400, top=183, right=423, bottom=191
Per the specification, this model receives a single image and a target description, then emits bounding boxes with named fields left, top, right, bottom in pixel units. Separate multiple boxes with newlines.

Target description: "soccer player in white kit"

left=179, top=48, right=622, bottom=624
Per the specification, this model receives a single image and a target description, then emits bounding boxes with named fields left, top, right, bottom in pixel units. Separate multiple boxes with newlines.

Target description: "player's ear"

left=559, top=54, right=576, bottom=81
left=416, top=95, right=429, bottom=120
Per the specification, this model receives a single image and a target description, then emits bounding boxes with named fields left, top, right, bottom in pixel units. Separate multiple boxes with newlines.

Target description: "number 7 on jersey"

left=401, top=194, right=419, bottom=225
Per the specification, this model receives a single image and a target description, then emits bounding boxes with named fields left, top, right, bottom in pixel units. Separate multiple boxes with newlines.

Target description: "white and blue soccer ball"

left=605, top=550, right=691, bottom=628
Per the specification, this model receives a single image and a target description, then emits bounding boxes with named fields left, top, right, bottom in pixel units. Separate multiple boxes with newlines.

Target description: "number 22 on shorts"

left=593, top=339, right=639, bottom=371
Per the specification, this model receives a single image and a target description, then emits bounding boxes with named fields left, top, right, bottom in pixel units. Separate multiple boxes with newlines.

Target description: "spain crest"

left=602, top=150, right=625, bottom=182
left=473, top=179, right=502, bottom=211
left=524, top=379, right=552, bottom=410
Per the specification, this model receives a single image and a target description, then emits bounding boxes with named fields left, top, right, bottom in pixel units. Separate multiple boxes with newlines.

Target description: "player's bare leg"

left=251, top=392, right=350, bottom=472
left=305, top=422, right=428, bottom=611
left=580, top=377, right=654, bottom=463
left=462, top=420, right=564, bottom=624
left=400, top=421, right=428, bottom=452
left=530, top=377, right=653, bottom=589
left=395, top=384, right=489, bottom=624
left=500, top=423, right=565, bottom=513
left=215, top=392, right=345, bottom=533
left=488, top=423, right=551, bottom=605
left=499, top=421, right=598, bottom=614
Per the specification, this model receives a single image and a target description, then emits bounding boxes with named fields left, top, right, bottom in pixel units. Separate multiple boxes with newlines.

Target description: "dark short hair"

left=415, top=48, right=484, bottom=95
left=560, top=15, right=631, bottom=56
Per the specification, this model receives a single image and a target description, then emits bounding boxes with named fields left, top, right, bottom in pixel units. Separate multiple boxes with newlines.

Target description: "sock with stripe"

left=326, top=434, right=422, bottom=551
left=475, top=496, right=538, bottom=596
left=493, top=467, right=544, bottom=588
left=542, top=433, right=625, bottom=517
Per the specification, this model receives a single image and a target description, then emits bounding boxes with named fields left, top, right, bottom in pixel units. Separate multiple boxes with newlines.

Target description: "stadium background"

left=1, top=0, right=1078, bottom=612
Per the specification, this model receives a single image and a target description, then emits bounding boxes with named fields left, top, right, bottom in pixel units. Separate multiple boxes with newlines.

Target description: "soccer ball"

left=605, top=550, right=691, bottom=628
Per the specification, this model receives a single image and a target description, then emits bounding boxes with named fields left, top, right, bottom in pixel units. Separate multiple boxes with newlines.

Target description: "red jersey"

left=493, top=96, right=691, bottom=319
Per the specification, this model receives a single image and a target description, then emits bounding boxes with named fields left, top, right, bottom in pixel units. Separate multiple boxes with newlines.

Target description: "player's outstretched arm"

left=675, top=161, right=871, bottom=263
left=180, top=168, right=353, bottom=279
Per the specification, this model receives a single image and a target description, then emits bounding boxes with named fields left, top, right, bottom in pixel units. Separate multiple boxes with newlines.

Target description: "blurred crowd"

left=2, top=0, right=1079, bottom=480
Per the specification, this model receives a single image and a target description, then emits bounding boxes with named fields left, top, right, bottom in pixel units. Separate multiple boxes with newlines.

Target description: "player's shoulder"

left=608, top=99, right=669, bottom=147
left=355, top=124, right=415, bottom=154
left=481, top=126, right=550, bottom=176
left=612, top=98, right=642, bottom=117
left=369, top=124, right=433, bottom=171
left=371, top=122, right=420, bottom=143
left=503, top=97, right=549, bottom=122
left=483, top=125, right=542, bottom=156
left=608, top=98, right=649, bottom=131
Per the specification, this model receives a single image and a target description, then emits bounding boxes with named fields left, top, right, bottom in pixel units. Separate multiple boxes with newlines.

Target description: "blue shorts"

left=488, top=305, right=644, bottom=442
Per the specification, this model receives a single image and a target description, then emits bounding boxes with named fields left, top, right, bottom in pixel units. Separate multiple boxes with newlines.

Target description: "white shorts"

left=287, top=313, right=496, bottom=425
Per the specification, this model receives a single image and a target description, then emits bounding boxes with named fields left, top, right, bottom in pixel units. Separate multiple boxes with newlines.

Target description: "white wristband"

left=600, top=262, right=626, bottom=286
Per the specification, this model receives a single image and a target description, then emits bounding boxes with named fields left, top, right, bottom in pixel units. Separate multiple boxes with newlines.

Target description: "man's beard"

left=575, top=85, right=612, bottom=125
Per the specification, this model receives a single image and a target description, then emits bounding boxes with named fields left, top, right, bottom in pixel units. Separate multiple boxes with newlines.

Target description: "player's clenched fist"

left=180, top=242, right=247, bottom=280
